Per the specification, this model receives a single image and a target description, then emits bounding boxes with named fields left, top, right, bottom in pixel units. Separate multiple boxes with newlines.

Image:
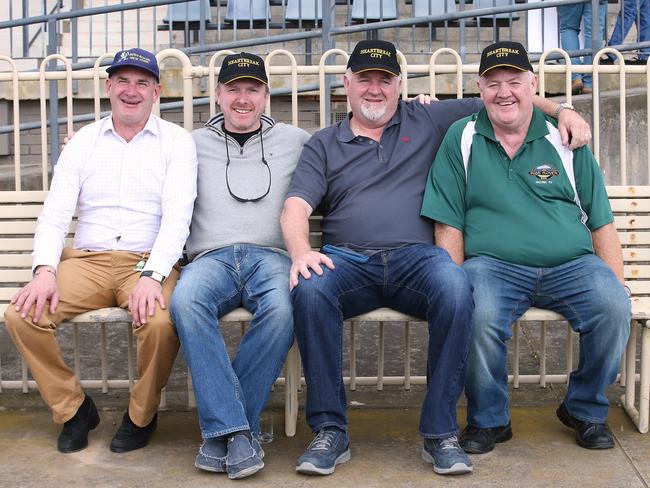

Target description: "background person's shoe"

left=422, top=436, right=473, bottom=475
left=625, top=57, right=649, bottom=65
left=556, top=402, right=615, bottom=449
left=57, top=394, right=100, bottom=453
left=459, top=422, right=512, bottom=454
left=225, top=433, right=265, bottom=479
left=195, top=436, right=228, bottom=472
left=110, top=411, right=157, bottom=453
left=295, top=427, right=351, bottom=475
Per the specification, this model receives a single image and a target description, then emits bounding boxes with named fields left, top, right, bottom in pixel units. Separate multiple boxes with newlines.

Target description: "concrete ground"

left=1, top=394, right=649, bottom=488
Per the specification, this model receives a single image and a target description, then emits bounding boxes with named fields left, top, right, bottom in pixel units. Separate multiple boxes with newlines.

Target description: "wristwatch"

left=140, top=270, right=166, bottom=284
left=554, top=102, right=575, bottom=118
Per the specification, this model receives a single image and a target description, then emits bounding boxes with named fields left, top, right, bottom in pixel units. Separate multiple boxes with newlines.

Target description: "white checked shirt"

left=33, top=114, right=198, bottom=277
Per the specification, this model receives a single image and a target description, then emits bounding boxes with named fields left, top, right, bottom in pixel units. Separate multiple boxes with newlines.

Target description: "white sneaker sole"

left=295, top=449, right=351, bottom=475
left=422, top=449, right=473, bottom=475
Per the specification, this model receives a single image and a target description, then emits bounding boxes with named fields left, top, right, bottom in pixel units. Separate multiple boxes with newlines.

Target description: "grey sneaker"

left=225, top=434, right=265, bottom=480
left=295, top=427, right=351, bottom=475
left=195, top=437, right=227, bottom=473
left=422, top=436, right=473, bottom=475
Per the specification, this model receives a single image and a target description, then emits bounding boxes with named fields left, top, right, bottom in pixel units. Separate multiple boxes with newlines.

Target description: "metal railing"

left=0, top=47, right=647, bottom=189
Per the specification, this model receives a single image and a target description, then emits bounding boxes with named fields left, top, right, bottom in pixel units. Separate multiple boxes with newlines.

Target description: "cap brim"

left=107, top=62, right=159, bottom=82
left=351, top=66, right=400, bottom=76
left=221, top=74, right=268, bottom=85
left=479, top=64, right=530, bottom=77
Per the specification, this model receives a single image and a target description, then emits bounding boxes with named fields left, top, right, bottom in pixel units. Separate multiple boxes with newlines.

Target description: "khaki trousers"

left=4, top=248, right=180, bottom=426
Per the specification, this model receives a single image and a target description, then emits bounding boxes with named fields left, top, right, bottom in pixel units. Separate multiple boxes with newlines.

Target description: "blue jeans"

left=608, top=0, right=650, bottom=60
left=292, top=244, right=474, bottom=439
left=462, top=255, right=630, bottom=428
left=170, top=245, right=294, bottom=438
left=558, top=1, right=607, bottom=87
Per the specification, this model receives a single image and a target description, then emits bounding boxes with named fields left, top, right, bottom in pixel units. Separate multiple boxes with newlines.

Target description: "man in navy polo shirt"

left=281, top=39, right=592, bottom=476
left=422, top=41, right=630, bottom=454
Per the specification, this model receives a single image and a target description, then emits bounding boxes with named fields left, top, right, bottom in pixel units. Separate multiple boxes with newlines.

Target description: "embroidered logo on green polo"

left=529, top=164, right=560, bottom=183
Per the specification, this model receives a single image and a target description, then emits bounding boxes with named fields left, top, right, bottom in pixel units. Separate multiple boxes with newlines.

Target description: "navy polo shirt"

left=286, top=97, right=483, bottom=250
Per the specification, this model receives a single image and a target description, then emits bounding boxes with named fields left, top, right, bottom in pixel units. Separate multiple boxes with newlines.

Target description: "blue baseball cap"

left=106, top=48, right=160, bottom=82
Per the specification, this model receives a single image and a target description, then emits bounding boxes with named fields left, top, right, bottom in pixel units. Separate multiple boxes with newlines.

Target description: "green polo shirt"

left=420, top=107, right=613, bottom=267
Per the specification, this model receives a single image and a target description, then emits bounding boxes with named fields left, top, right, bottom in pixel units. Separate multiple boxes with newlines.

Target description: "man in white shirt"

left=4, top=48, right=198, bottom=454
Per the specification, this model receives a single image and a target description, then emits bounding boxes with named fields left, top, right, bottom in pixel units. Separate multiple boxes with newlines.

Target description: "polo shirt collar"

left=337, top=104, right=403, bottom=142
left=474, top=106, right=549, bottom=144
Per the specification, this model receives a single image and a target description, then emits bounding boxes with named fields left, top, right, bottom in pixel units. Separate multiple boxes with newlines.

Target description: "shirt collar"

left=474, top=106, right=549, bottom=143
left=100, top=113, right=159, bottom=138
left=337, top=102, right=403, bottom=143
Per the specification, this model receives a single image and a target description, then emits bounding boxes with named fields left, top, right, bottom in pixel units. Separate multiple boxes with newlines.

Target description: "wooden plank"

left=0, top=254, right=33, bottom=267
left=607, top=186, right=650, bottom=198
left=619, top=233, right=650, bottom=245
left=610, top=200, right=650, bottom=212
left=0, top=221, right=76, bottom=235
left=628, top=281, right=650, bottom=294
left=0, top=206, right=43, bottom=219
left=625, top=266, right=650, bottom=279
left=0, top=269, right=32, bottom=282
left=623, top=249, right=650, bottom=261
left=615, top=215, right=650, bottom=230
left=0, top=191, right=48, bottom=204
left=0, top=288, right=19, bottom=300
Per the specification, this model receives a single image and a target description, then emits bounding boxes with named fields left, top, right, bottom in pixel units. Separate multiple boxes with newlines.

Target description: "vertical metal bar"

left=625, top=320, right=638, bottom=409
left=159, top=386, right=167, bottom=408
left=459, top=0, right=466, bottom=62
left=322, top=0, right=334, bottom=126
left=127, top=323, right=135, bottom=391
left=566, top=324, right=573, bottom=385
left=71, top=0, right=79, bottom=94
left=47, top=18, right=60, bottom=169
left=22, top=0, right=29, bottom=57
left=187, top=367, right=196, bottom=408
left=199, top=0, right=207, bottom=92
left=73, top=325, right=81, bottom=380
left=101, top=323, right=109, bottom=393
left=350, top=321, right=357, bottom=390
left=120, top=0, right=125, bottom=50
left=513, top=320, right=520, bottom=388
left=539, top=321, right=546, bottom=388
left=404, top=322, right=411, bottom=390
left=22, top=358, right=29, bottom=393
left=377, top=322, right=385, bottom=391
left=638, top=324, right=650, bottom=432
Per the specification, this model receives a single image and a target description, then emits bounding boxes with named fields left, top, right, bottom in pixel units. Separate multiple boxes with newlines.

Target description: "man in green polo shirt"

left=421, top=41, right=631, bottom=454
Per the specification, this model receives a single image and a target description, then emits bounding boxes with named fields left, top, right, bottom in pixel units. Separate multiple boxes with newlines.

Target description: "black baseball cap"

left=347, top=40, right=401, bottom=77
left=479, top=41, right=533, bottom=77
left=106, top=48, right=160, bottom=82
left=218, top=52, right=268, bottom=85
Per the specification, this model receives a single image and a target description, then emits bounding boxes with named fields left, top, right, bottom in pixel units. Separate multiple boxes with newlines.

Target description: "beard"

left=360, top=101, right=387, bottom=122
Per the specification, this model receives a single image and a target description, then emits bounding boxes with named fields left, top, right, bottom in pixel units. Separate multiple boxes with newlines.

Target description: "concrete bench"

left=1, top=186, right=650, bottom=435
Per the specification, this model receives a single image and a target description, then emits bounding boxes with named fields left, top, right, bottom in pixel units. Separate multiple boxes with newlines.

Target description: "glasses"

left=224, top=127, right=271, bottom=203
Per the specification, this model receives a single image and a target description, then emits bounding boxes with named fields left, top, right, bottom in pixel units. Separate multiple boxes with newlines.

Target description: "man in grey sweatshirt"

left=170, top=52, right=310, bottom=480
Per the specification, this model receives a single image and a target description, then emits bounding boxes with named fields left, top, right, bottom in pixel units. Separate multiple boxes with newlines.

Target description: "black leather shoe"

left=556, top=402, right=614, bottom=450
left=110, top=411, right=157, bottom=453
left=57, top=394, right=100, bottom=453
left=459, top=422, right=513, bottom=454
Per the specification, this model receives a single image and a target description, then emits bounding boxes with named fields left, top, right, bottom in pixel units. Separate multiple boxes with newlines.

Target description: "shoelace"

left=309, top=430, right=337, bottom=452
left=438, top=436, right=459, bottom=450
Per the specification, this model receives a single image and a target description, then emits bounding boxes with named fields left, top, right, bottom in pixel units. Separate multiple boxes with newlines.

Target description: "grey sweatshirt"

left=186, top=113, right=310, bottom=261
